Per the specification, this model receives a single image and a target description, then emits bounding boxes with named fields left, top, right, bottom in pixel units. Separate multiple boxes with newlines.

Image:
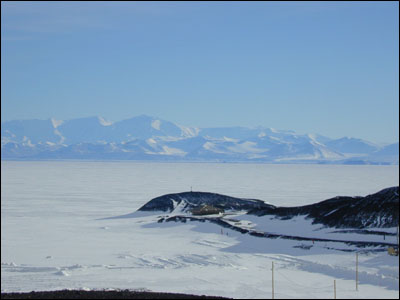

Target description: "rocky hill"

left=138, top=191, right=273, bottom=214
left=248, top=186, right=399, bottom=228
left=137, top=187, right=399, bottom=229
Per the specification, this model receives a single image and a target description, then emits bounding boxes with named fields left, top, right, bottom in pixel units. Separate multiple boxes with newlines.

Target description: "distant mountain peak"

left=151, top=119, right=161, bottom=130
left=50, top=118, right=64, bottom=129
left=1, top=115, right=397, bottom=164
left=98, top=116, right=113, bottom=126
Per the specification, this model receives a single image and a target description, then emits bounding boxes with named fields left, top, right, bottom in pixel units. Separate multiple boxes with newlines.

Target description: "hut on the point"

left=191, top=205, right=224, bottom=216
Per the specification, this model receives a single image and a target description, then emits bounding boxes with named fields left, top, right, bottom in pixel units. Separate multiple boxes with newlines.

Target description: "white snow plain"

left=1, top=161, right=399, bottom=298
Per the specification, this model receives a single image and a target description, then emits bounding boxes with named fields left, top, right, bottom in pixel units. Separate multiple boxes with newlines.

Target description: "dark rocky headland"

left=138, top=187, right=399, bottom=229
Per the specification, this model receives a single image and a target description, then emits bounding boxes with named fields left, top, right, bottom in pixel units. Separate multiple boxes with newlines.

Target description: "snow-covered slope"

left=325, top=137, right=379, bottom=155
left=1, top=119, right=60, bottom=144
left=368, top=143, right=399, bottom=164
left=248, top=186, right=399, bottom=228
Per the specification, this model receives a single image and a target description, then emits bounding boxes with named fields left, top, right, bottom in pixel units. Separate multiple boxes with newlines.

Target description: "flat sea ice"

left=1, top=161, right=399, bottom=298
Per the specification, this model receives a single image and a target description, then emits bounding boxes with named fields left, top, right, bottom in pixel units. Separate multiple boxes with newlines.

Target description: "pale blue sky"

left=1, top=1, right=399, bottom=143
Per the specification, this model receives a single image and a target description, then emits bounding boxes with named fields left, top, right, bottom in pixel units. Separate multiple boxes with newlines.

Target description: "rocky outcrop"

left=138, top=187, right=399, bottom=229
left=137, top=191, right=274, bottom=214
left=248, top=186, right=399, bottom=228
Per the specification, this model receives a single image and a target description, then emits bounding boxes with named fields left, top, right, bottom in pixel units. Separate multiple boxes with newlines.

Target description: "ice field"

left=1, top=161, right=399, bottom=298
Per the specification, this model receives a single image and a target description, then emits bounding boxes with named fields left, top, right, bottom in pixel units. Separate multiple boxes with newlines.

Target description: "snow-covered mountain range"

left=1, top=115, right=398, bottom=164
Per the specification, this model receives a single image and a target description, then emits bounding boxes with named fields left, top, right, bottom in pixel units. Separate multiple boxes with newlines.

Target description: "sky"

left=1, top=1, right=399, bottom=143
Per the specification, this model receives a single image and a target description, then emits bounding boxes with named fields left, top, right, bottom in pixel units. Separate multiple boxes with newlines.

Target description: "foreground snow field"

left=1, top=162, right=399, bottom=298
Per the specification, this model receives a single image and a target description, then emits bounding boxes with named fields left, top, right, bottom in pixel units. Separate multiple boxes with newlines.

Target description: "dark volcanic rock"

left=248, top=186, right=399, bottom=228
left=138, top=191, right=274, bottom=213
left=0, top=290, right=230, bottom=299
left=137, top=187, right=399, bottom=229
